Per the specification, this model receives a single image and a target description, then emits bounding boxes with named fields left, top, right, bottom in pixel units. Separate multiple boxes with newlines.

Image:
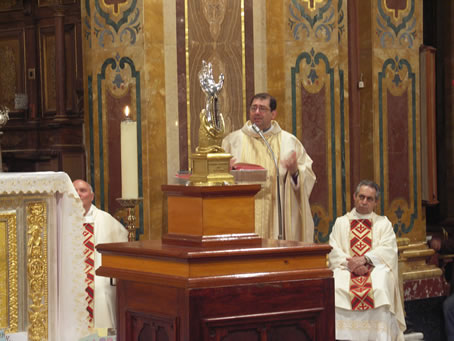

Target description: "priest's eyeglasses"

left=250, top=105, right=271, bottom=113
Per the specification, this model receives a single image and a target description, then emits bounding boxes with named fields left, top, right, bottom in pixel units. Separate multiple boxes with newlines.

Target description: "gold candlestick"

left=116, top=198, right=142, bottom=242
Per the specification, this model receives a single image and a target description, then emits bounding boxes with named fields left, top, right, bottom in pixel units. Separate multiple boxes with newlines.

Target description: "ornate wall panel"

left=373, top=0, right=424, bottom=242
left=176, top=0, right=254, bottom=170
left=187, top=0, right=244, bottom=152
left=265, top=0, right=349, bottom=242
left=83, top=0, right=169, bottom=239
left=95, top=56, right=142, bottom=222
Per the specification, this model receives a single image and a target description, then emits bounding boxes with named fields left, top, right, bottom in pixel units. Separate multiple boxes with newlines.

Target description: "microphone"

left=251, top=123, right=284, bottom=240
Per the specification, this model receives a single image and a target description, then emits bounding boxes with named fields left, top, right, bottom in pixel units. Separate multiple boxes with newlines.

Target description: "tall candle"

left=120, top=106, right=139, bottom=198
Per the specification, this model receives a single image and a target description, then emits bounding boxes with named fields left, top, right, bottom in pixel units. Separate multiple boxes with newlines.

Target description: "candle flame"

left=124, top=106, right=130, bottom=118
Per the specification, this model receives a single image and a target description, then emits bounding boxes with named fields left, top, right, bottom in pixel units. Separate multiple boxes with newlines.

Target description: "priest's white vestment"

left=84, top=204, right=128, bottom=329
left=328, top=208, right=406, bottom=341
left=222, top=120, right=316, bottom=242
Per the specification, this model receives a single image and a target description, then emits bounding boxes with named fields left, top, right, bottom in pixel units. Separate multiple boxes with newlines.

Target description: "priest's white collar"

left=243, top=120, right=282, bottom=137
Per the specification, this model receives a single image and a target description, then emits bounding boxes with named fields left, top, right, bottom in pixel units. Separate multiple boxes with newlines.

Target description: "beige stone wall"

left=370, top=0, right=425, bottom=242
left=82, top=0, right=427, bottom=243
left=82, top=0, right=167, bottom=239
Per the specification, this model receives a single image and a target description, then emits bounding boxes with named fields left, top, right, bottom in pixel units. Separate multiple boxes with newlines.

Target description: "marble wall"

left=82, top=0, right=427, bottom=243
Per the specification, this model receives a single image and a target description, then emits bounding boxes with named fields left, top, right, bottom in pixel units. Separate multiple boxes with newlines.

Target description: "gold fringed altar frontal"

left=0, top=211, right=18, bottom=333
left=26, top=202, right=48, bottom=341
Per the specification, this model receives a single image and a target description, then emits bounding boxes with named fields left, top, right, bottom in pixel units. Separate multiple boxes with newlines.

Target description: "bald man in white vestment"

left=222, top=93, right=316, bottom=242
left=328, top=180, right=406, bottom=341
left=73, top=179, right=128, bottom=331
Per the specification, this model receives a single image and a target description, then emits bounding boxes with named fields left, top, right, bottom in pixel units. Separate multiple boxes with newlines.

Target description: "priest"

left=73, top=179, right=128, bottom=332
left=222, top=93, right=316, bottom=242
left=328, top=179, right=406, bottom=340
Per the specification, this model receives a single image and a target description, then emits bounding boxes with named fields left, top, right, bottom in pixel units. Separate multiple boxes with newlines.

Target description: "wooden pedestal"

left=162, top=184, right=261, bottom=246
left=96, top=185, right=335, bottom=341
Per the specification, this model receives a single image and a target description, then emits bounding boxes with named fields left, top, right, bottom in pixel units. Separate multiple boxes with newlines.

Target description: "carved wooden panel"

left=0, top=0, right=23, bottom=12
left=0, top=0, right=84, bottom=179
left=39, top=24, right=80, bottom=116
left=115, top=275, right=334, bottom=341
left=0, top=29, right=25, bottom=112
left=128, top=312, right=177, bottom=341
left=192, top=278, right=334, bottom=341
left=202, top=311, right=315, bottom=341
left=40, top=27, right=56, bottom=113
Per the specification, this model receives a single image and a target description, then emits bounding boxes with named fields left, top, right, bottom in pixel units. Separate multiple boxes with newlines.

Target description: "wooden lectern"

left=96, top=184, right=334, bottom=341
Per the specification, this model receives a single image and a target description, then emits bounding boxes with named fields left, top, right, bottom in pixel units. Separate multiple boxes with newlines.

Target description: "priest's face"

left=353, top=185, right=377, bottom=215
left=73, top=180, right=94, bottom=214
left=249, top=97, right=277, bottom=131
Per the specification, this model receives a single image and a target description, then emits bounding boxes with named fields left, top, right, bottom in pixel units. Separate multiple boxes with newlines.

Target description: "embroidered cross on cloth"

left=83, top=222, right=95, bottom=327
left=349, top=219, right=374, bottom=310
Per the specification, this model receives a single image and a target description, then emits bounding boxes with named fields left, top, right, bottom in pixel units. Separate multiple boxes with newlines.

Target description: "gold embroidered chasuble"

left=222, top=120, right=316, bottom=241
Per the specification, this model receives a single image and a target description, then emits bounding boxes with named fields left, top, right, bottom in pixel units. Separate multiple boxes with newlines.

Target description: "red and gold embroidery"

left=83, top=223, right=95, bottom=327
left=349, top=219, right=374, bottom=310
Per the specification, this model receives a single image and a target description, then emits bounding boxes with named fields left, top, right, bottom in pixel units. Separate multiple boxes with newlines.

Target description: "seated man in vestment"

left=328, top=179, right=406, bottom=341
left=73, top=179, right=128, bottom=332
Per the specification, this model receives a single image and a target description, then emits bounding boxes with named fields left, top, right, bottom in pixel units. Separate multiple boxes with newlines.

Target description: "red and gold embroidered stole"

left=83, top=223, right=95, bottom=327
left=349, top=219, right=374, bottom=310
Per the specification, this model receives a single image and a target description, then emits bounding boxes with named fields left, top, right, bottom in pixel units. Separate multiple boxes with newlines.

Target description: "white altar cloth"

left=0, top=172, right=88, bottom=340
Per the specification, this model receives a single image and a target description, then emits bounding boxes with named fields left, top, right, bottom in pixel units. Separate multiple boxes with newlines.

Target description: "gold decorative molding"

left=397, top=238, right=442, bottom=281
left=26, top=202, right=48, bottom=341
left=0, top=211, right=18, bottom=333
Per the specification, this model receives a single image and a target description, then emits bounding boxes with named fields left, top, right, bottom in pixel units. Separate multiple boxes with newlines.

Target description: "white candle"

left=120, top=106, right=139, bottom=198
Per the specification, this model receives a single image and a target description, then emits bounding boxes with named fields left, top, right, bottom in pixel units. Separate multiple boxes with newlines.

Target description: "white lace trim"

left=0, top=171, right=81, bottom=199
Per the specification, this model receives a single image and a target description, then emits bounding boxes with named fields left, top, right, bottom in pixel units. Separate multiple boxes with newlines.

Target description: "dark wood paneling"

left=0, top=0, right=84, bottom=178
left=115, top=276, right=334, bottom=341
left=0, top=28, right=25, bottom=114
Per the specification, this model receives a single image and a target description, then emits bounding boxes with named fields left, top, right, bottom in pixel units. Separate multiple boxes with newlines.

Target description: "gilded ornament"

left=0, top=212, right=18, bottom=333
left=26, top=202, right=48, bottom=341
left=190, top=61, right=234, bottom=185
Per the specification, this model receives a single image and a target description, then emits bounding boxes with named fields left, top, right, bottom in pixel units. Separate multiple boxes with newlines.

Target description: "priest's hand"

left=229, top=157, right=237, bottom=170
left=281, top=150, right=298, bottom=176
left=429, top=236, right=442, bottom=252
left=352, top=265, right=370, bottom=276
left=347, top=256, right=366, bottom=272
